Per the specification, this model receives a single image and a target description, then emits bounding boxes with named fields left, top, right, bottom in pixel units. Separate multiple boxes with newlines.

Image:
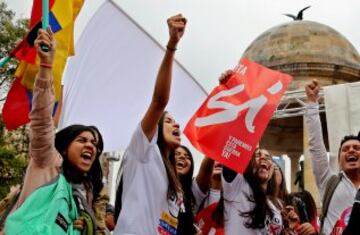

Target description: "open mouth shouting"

left=174, top=146, right=192, bottom=175
left=176, top=159, right=187, bottom=170
left=258, top=161, right=270, bottom=172
left=345, top=154, right=359, bottom=167
left=80, top=150, right=94, bottom=166
left=256, top=160, right=272, bottom=181
left=172, top=129, right=181, bottom=141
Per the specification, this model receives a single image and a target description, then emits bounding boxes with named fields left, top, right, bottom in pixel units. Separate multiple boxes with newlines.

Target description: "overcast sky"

left=5, top=0, right=360, bottom=92
left=4, top=0, right=360, bottom=183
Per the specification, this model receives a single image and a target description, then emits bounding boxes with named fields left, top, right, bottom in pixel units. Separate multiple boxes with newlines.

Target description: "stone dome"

left=242, top=20, right=360, bottom=90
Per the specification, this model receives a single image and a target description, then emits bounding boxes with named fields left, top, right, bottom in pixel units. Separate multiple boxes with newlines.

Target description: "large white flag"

left=324, top=81, right=360, bottom=170
left=59, top=0, right=207, bottom=152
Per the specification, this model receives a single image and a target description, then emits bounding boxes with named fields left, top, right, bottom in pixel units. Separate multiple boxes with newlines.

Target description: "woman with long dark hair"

left=215, top=70, right=282, bottom=234
left=222, top=148, right=283, bottom=234
left=172, top=145, right=198, bottom=235
left=267, top=162, right=288, bottom=210
left=5, top=28, right=105, bottom=234
left=113, top=14, right=187, bottom=235
left=173, top=145, right=224, bottom=235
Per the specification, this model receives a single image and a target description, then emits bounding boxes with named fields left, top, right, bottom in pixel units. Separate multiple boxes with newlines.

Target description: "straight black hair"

left=55, top=124, right=104, bottom=200
left=157, top=112, right=183, bottom=198
left=241, top=151, right=274, bottom=229
left=172, top=145, right=197, bottom=235
left=267, top=162, right=288, bottom=210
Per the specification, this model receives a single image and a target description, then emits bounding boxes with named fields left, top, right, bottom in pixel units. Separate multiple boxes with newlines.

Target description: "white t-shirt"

left=223, top=174, right=283, bottom=235
left=113, top=124, right=184, bottom=235
left=192, top=179, right=221, bottom=212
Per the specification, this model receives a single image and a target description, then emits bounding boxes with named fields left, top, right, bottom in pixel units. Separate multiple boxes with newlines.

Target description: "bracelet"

left=40, top=63, right=53, bottom=68
left=166, top=45, right=177, bottom=52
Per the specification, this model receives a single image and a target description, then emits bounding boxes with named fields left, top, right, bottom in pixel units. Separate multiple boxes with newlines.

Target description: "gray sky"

left=4, top=0, right=359, bottom=181
left=4, top=0, right=360, bottom=92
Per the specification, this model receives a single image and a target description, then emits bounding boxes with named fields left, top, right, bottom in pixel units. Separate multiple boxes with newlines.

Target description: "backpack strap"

left=319, top=173, right=343, bottom=234
left=72, top=185, right=97, bottom=234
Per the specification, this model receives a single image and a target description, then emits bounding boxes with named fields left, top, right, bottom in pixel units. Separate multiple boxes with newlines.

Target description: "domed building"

left=243, top=21, right=360, bottom=90
left=241, top=20, right=360, bottom=196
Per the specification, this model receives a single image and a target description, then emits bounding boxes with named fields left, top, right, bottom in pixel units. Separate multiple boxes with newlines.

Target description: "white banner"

left=324, top=81, right=360, bottom=170
left=59, top=0, right=207, bottom=152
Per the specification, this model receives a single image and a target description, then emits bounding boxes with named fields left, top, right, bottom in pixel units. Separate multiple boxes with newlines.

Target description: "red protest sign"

left=184, top=58, right=292, bottom=173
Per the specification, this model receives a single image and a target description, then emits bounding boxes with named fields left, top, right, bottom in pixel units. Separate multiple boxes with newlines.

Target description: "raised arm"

left=29, top=28, right=58, bottom=167
left=14, top=28, right=60, bottom=208
left=304, top=80, right=332, bottom=192
left=217, top=70, right=239, bottom=183
left=196, top=157, right=215, bottom=193
left=141, top=14, right=187, bottom=141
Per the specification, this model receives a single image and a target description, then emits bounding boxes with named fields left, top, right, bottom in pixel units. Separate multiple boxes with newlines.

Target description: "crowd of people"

left=0, top=13, right=360, bottom=235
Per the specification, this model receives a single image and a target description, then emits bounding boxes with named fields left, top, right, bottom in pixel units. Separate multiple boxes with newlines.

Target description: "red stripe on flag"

left=2, top=77, right=31, bottom=130
left=29, top=0, right=56, bottom=28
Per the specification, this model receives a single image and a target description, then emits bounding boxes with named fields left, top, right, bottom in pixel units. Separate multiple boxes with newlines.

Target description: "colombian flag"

left=2, top=0, right=84, bottom=130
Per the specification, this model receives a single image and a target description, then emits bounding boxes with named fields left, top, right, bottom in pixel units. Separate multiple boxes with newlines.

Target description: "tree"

left=0, top=114, right=28, bottom=199
left=0, top=2, right=28, bottom=102
left=0, top=2, right=29, bottom=200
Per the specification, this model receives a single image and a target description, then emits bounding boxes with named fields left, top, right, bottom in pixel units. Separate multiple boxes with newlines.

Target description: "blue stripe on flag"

left=49, top=12, right=62, bottom=32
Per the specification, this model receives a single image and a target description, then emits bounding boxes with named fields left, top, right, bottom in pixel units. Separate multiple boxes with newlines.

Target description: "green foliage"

left=0, top=114, right=29, bottom=200
left=0, top=2, right=28, bottom=102
left=0, top=147, right=26, bottom=199
left=0, top=3, right=29, bottom=200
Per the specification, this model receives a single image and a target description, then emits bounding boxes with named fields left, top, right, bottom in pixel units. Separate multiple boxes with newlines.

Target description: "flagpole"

left=0, top=56, right=10, bottom=68
left=40, top=0, right=49, bottom=52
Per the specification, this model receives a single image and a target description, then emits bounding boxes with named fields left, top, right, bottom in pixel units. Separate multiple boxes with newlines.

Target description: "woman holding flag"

left=4, top=28, right=106, bottom=234
left=113, top=14, right=188, bottom=235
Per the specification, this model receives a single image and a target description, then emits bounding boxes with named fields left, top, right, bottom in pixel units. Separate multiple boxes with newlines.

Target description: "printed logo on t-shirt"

left=195, top=202, right=224, bottom=235
left=261, top=215, right=282, bottom=235
left=331, top=207, right=352, bottom=235
left=158, top=212, right=178, bottom=235
left=157, top=194, right=185, bottom=235
left=168, top=194, right=184, bottom=217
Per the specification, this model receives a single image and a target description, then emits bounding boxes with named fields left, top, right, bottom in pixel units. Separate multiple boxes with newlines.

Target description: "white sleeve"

left=304, top=102, right=333, bottom=196
left=125, top=123, right=158, bottom=163
left=222, top=173, right=246, bottom=201
left=191, top=178, right=208, bottom=211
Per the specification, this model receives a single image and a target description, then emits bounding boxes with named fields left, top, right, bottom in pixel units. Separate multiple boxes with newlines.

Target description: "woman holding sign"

left=223, top=147, right=283, bottom=235
left=113, top=15, right=188, bottom=235
left=218, top=70, right=283, bottom=234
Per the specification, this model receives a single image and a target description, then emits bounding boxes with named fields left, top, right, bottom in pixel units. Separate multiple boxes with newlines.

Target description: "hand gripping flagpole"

left=0, top=0, right=49, bottom=68
left=40, top=0, right=50, bottom=52
left=1, top=0, right=50, bottom=67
